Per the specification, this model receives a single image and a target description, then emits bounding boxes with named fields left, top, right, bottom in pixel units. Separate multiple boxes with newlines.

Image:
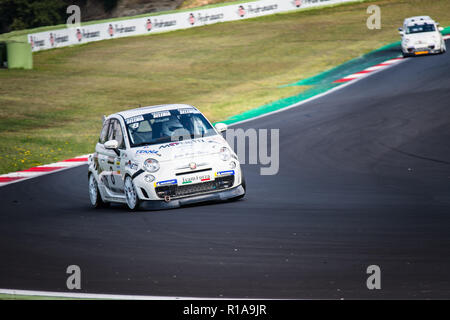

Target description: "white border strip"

left=0, top=288, right=272, bottom=300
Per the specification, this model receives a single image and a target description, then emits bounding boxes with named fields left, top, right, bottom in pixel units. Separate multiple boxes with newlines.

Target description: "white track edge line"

left=0, top=161, right=88, bottom=187
left=228, top=57, right=407, bottom=127
left=0, top=288, right=280, bottom=300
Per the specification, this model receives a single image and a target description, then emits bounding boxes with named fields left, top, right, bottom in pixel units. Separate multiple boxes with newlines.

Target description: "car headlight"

left=219, top=147, right=231, bottom=161
left=143, top=158, right=160, bottom=172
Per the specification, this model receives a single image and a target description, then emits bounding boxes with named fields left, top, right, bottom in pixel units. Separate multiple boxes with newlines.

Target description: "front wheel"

left=232, top=174, right=246, bottom=201
left=124, top=176, right=140, bottom=211
left=89, top=173, right=108, bottom=208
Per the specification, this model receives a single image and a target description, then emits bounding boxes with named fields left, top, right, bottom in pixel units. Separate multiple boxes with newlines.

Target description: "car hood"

left=403, top=32, right=439, bottom=44
left=131, top=135, right=226, bottom=162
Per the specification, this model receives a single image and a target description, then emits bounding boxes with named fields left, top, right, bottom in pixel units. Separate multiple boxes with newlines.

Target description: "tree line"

left=0, top=0, right=119, bottom=34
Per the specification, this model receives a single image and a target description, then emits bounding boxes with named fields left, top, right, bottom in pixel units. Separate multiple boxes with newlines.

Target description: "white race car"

left=88, top=104, right=246, bottom=210
left=399, top=16, right=446, bottom=57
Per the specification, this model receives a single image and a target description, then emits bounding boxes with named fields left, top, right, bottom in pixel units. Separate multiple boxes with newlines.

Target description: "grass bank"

left=1, top=0, right=450, bottom=174
left=0, top=293, right=84, bottom=300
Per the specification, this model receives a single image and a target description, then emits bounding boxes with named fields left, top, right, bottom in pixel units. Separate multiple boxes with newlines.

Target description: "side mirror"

left=214, top=123, right=228, bottom=133
left=104, top=139, right=119, bottom=150
left=398, top=28, right=404, bottom=36
left=438, top=27, right=444, bottom=32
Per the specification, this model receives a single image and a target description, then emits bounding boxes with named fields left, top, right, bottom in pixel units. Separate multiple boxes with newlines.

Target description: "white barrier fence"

left=28, top=0, right=357, bottom=52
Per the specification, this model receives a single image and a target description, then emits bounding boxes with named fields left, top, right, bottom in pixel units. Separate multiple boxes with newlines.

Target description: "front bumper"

left=139, top=184, right=245, bottom=210
left=403, top=45, right=441, bottom=56
left=132, top=160, right=242, bottom=201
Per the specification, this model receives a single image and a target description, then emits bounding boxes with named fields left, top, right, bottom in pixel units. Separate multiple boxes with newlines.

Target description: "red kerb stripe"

left=0, top=176, right=25, bottom=182
left=353, top=70, right=372, bottom=75
left=333, top=78, right=355, bottom=83
left=19, top=166, right=64, bottom=172
left=63, top=157, right=88, bottom=162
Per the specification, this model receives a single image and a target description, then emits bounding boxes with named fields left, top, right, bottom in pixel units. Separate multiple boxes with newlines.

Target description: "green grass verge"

left=1, top=0, right=450, bottom=174
left=0, top=293, right=88, bottom=300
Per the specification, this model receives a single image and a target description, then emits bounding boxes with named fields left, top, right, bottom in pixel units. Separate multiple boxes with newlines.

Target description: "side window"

left=99, top=120, right=110, bottom=144
left=108, top=119, right=125, bottom=149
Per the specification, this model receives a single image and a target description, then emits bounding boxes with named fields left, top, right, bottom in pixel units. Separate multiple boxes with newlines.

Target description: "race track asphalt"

left=1, top=48, right=450, bottom=299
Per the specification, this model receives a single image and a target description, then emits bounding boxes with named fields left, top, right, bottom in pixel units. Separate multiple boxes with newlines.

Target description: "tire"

left=124, top=175, right=140, bottom=211
left=232, top=173, right=246, bottom=201
left=241, top=174, right=246, bottom=193
left=88, top=173, right=108, bottom=208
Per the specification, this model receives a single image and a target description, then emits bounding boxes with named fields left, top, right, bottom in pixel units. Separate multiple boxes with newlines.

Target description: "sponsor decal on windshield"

left=152, top=111, right=171, bottom=118
left=126, top=115, right=144, bottom=124
left=179, top=108, right=198, bottom=114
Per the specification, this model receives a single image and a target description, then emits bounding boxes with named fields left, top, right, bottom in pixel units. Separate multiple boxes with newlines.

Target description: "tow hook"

left=164, top=195, right=171, bottom=203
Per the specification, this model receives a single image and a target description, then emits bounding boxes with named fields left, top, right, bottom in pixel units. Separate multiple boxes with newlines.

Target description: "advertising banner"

left=28, top=0, right=357, bottom=52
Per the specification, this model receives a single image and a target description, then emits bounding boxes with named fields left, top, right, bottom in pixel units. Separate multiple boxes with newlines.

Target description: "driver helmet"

left=160, top=117, right=184, bottom=137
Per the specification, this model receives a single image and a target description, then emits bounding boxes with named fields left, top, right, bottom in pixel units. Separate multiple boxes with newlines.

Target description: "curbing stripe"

left=18, top=166, right=65, bottom=172
left=226, top=55, right=408, bottom=127
left=63, top=157, right=89, bottom=162
left=333, top=57, right=404, bottom=83
left=0, top=177, right=26, bottom=183
left=0, top=155, right=90, bottom=187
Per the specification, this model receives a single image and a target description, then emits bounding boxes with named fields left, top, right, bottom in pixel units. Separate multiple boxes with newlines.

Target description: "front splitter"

left=139, top=185, right=245, bottom=210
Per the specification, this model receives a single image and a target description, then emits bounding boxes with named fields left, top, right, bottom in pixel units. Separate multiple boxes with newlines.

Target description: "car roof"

left=111, top=104, right=199, bottom=119
left=404, top=16, right=435, bottom=26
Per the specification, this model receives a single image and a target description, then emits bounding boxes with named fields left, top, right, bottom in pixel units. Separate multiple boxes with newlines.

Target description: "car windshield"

left=125, top=108, right=217, bottom=147
left=406, top=23, right=436, bottom=34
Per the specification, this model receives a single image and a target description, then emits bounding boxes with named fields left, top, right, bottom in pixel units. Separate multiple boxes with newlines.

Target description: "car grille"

left=155, top=176, right=234, bottom=199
